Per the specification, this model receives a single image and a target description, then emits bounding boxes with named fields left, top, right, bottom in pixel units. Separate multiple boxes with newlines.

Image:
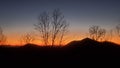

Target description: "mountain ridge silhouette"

left=66, top=37, right=120, bottom=48
left=0, top=37, right=120, bottom=63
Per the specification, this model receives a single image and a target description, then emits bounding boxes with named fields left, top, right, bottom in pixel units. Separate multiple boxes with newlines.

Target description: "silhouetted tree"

left=104, top=29, right=113, bottom=41
left=109, top=29, right=113, bottom=41
left=106, top=29, right=113, bottom=41
left=34, top=12, right=50, bottom=45
left=89, top=25, right=106, bottom=41
left=116, top=24, right=120, bottom=37
left=51, top=9, right=68, bottom=46
left=59, top=22, right=69, bottom=46
left=21, top=32, right=35, bottom=44
left=0, top=26, right=7, bottom=45
left=34, top=9, right=69, bottom=46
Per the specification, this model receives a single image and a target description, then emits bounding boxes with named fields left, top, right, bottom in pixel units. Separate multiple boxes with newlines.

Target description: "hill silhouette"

left=66, top=38, right=120, bottom=48
left=0, top=38, right=120, bottom=64
left=66, top=38, right=101, bottom=48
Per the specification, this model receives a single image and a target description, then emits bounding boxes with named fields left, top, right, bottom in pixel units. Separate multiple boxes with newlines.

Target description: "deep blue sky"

left=0, top=0, right=120, bottom=44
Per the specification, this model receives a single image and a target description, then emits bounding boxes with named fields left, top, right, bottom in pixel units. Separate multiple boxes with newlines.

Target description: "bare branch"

left=34, top=9, right=69, bottom=46
left=116, top=24, right=120, bottom=37
left=51, top=9, right=68, bottom=46
left=89, top=25, right=106, bottom=41
left=0, top=26, right=7, bottom=45
left=21, top=32, right=35, bottom=44
left=34, top=12, right=50, bottom=45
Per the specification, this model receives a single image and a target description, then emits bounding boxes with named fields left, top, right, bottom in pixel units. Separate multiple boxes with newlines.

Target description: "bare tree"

left=51, top=9, right=68, bottom=46
left=59, top=22, right=69, bottom=46
left=105, top=29, right=113, bottom=41
left=109, top=29, right=113, bottom=41
left=34, top=12, right=50, bottom=45
left=34, top=9, right=69, bottom=46
left=0, top=26, right=7, bottom=45
left=21, top=32, right=35, bottom=44
left=116, top=24, right=120, bottom=37
left=89, top=25, right=106, bottom=41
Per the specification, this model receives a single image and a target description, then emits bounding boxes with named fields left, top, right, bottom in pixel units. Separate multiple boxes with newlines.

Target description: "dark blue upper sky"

left=0, top=0, right=120, bottom=42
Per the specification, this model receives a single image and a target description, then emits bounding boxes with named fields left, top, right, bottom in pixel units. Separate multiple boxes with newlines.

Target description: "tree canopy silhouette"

left=116, top=24, right=120, bottom=38
left=20, top=32, right=35, bottom=44
left=51, top=9, right=69, bottom=46
left=89, top=25, right=106, bottom=41
left=34, top=9, right=69, bottom=46
left=34, top=12, right=50, bottom=45
left=0, top=26, right=7, bottom=45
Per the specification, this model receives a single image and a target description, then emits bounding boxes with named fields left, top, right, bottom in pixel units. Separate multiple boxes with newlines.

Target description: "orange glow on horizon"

left=4, top=34, right=120, bottom=46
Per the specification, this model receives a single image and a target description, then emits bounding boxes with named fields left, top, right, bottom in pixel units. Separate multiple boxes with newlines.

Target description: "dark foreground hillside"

left=0, top=38, right=120, bottom=64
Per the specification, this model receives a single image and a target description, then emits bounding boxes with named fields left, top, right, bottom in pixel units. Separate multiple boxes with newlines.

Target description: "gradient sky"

left=0, top=0, right=120, bottom=45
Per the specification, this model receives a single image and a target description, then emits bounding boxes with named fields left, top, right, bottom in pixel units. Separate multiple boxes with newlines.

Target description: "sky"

left=0, top=0, right=120, bottom=45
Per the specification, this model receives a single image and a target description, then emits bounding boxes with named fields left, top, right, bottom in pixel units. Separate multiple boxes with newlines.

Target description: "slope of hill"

left=0, top=38, right=120, bottom=64
left=66, top=38, right=101, bottom=48
left=65, top=38, right=120, bottom=53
